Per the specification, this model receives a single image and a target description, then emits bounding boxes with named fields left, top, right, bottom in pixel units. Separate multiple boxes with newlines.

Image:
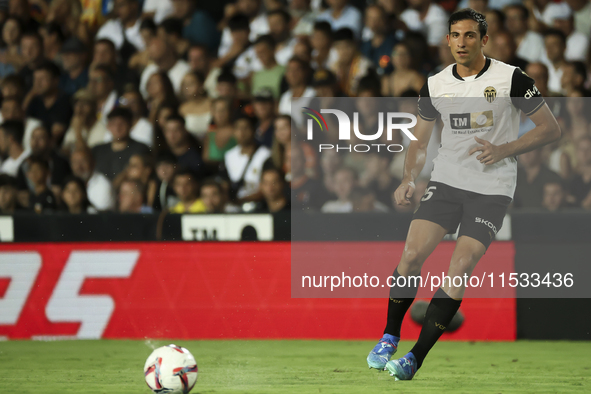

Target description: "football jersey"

left=418, top=58, right=544, bottom=198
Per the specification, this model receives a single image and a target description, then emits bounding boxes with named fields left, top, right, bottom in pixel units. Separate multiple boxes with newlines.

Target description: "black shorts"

left=413, top=181, right=512, bottom=249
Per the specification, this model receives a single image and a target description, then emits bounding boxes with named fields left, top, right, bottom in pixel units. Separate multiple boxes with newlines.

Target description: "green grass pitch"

left=1, top=340, right=589, bottom=393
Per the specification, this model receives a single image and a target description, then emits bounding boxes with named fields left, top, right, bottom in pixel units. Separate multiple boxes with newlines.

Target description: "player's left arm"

left=469, top=69, right=561, bottom=165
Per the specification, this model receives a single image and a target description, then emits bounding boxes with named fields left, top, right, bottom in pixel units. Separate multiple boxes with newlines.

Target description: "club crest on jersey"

left=484, top=86, right=497, bottom=103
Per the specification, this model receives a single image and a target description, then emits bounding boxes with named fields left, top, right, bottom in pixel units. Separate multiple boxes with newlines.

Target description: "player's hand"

left=469, top=137, right=507, bottom=165
left=394, top=180, right=415, bottom=206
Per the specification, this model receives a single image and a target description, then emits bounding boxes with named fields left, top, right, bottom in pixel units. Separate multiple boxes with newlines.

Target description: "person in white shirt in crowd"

left=310, top=21, right=339, bottom=70
left=218, top=0, right=269, bottom=58
left=290, top=0, right=319, bottom=36
left=224, top=115, right=271, bottom=203
left=69, top=147, right=115, bottom=211
left=316, top=0, right=363, bottom=39
left=0, top=121, right=28, bottom=177
left=0, top=97, right=41, bottom=153
left=321, top=166, right=357, bottom=213
left=88, top=65, right=118, bottom=124
left=96, top=0, right=144, bottom=52
left=529, top=0, right=572, bottom=29
left=564, top=0, right=591, bottom=36
left=179, top=71, right=212, bottom=140
left=62, top=89, right=109, bottom=153
left=223, top=14, right=257, bottom=79
left=268, top=9, right=297, bottom=66
left=140, top=36, right=190, bottom=98
left=329, top=28, right=373, bottom=97
left=142, top=0, right=173, bottom=24
left=279, top=57, right=316, bottom=115
left=504, top=4, right=545, bottom=63
left=187, top=45, right=221, bottom=99
left=399, top=0, right=447, bottom=48
left=542, top=29, right=568, bottom=94
left=547, top=9, right=589, bottom=62
left=105, top=87, right=154, bottom=147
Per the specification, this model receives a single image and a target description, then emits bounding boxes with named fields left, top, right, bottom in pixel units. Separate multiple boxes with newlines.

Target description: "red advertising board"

left=0, top=242, right=515, bottom=340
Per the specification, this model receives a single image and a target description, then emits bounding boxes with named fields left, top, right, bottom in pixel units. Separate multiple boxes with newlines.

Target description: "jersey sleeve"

left=417, top=80, right=439, bottom=121
left=510, top=68, right=545, bottom=116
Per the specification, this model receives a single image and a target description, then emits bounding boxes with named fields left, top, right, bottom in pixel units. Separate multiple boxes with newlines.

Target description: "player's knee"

left=400, top=248, right=424, bottom=273
left=453, top=254, right=479, bottom=274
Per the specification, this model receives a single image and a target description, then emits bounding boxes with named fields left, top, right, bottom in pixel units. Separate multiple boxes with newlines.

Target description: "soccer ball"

left=144, top=344, right=198, bottom=394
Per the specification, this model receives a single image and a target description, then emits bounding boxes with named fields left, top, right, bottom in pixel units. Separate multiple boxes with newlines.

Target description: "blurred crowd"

left=0, top=0, right=589, bottom=215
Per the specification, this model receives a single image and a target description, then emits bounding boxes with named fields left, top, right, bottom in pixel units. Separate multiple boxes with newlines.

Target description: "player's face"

left=447, top=19, right=488, bottom=67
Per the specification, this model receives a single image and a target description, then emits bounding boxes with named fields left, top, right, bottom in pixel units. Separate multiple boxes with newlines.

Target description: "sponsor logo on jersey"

left=475, top=217, right=498, bottom=234
left=524, top=86, right=540, bottom=99
left=449, top=110, right=494, bottom=133
left=484, top=86, right=497, bottom=103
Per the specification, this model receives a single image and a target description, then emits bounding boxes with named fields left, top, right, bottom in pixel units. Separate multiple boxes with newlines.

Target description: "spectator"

left=351, top=187, right=389, bottom=212
left=170, top=0, right=219, bottom=53
left=525, top=62, right=561, bottom=97
left=200, top=178, right=227, bottom=213
left=88, top=65, right=118, bottom=124
left=169, top=169, right=206, bottom=213
left=319, top=148, right=343, bottom=197
left=152, top=102, right=179, bottom=155
left=146, top=72, right=179, bottom=124
left=17, top=126, right=71, bottom=202
left=45, top=0, right=84, bottom=40
left=316, top=0, right=363, bottom=39
left=310, top=21, right=337, bottom=70
left=291, top=143, right=324, bottom=210
left=91, top=38, right=139, bottom=93
left=564, top=0, right=591, bottom=37
left=40, top=22, right=66, bottom=65
left=218, top=0, right=269, bottom=58
left=255, top=166, right=290, bottom=212
left=140, top=36, right=191, bottom=97
left=223, top=14, right=256, bottom=78
left=153, top=153, right=179, bottom=210
left=0, top=16, right=23, bottom=75
left=549, top=12, right=589, bottom=62
left=252, top=88, right=276, bottom=148
left=179, top=71, right=212, bottom=140
left=321, top=166, right=356, bottom=212
left=58, top=37, right=89, bottom=97
left=504, top=5, right=545, bottom=63
left=542, top=29, right=567, bottom=94
left=560, top=61, right=590, bottom=97
left=514, top=148, right=562, bottom=208
left=0, top=96, right=42, bottom=153
left=8, top=0, right=40, bottom=33
left=113, top=153, right=158, bottom=207
left=568, top=136, right=591, bottom=209
left=203, top=98, right=237, bottom=165
left=95, top=0, right=144, bottom=53
left=128, top=19, right=158, bottom=73
left=358, top=150, right=400, bottom=208
left=163, top=114, right=205, bottom=177
left=542, top=180, right=567, bottom=211
left=0, top=174, right=24, bottom=214
left=60, top=176, right=97, bottom=214
left=251, top=35, right=286, bottom=99
left=26, top=156, right=57, bottom=213
left=62, top=89, right=109, bottom=153
left=267, top=9, right=297, bottom=66
left=312, top=68, right=339, bottom=97
left=361, top=4, right=399, bottom=76
left=18, top=32, right=45, bottom=93
left=399, top=0, right=447, bottom=48
left=279, top=57, right=316, bottom=115
left=290, top=0, right=319, bottom=36
left=529, top=0, right=572, bottom=30
left=187, top=44, right=221, bottom=98
left=490, top=30, right=528, bottom=70
left=70, top=147, right=115, bottom=211
left=330, top=28, right=372, bottom=97
left=112, top=87, right=154, bottom=147
left=142, top=0, right=173, bottom=24
left=158, top=17, right=190, bottom=58
left=25, top=61, right=73, bottom=145
left=92, top=107, right=151, bottom=181
left=224, top=115, right=271, bottom=202
left=381, top=41, right=426, bottom=97
left=0, top=120, right=28, bottom=177
left=117, top=179, right=153, bottom=213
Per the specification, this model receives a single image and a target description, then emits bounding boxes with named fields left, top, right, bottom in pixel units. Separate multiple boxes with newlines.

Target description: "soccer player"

left=367, top=9, right=561, bottom=380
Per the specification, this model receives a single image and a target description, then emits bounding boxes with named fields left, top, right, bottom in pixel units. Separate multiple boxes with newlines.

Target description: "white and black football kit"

left=414, top=58, right=544, bottom=248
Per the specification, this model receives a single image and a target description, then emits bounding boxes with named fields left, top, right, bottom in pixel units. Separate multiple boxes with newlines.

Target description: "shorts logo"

left=475, top=217, right=498, bottom=235
left=484, top=86, right=496, bottom=103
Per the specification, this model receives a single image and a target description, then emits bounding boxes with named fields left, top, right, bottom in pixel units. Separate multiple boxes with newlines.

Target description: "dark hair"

left=287, top=56, right=312, bottom=77
left=35, top=60, right=61, bottom=79
left=20, top=31, right=42, bottom=45
left=235, top=114, right=257, bottom=131
left=262, top=166, right=285, bottom=182
left=61, top=176, right=92, bottom=212
left=504, top=4, right=528, bottom=20
left=188, top=43, right=210, bottom=57
left=159, top=18, right=184, bottom=37
left=0, top=120, right=24, bottom=145
left=275, top=114, right=292, bottom=124
left=254, top=34, right=276, bottom=50
left=174, top=168, right=199, bottom=183
left=121, top=85, right=147, bottom=117
left=357, top=74, right=381, bottom=96
left=448, top=8, right=488, bottom=39
left=569, top=61, right=587, bottom=83
left=486, top=9, right=506, bottom=26
left=165, top=113, right=186, bottom=126
left=95, top=38, right=116, bottom=52
left=228, top=13, right=251, bottom=31
left=543, top=28, right=567, bottom=44
left=217, top=70, right=237, bottom=85
left=313, top=21, right=333, bottom=39
left=0, top=173, right=18, bottom=188
left=43, top=22, right=66, bottom=43
left=140, top=18, right=157, bottom=33
left=107, top=107, right=134, bottom=124
left=91, top=64, right=115, bottom=82
left=200, top=178, right=223, bottom=193
left=119, top=179, right=147, bottom=199
left=186, top=70, right=206, bottom=85
left=150, top=71, right=177, bottom=105
left=267, top=9, right=291, bottom=24
left=28, top=155, right=50, bottom=171
left=333, top=28, right=355, bottom=43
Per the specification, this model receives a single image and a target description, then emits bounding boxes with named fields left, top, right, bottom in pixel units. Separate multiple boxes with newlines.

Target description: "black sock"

left=410, top=287, right=461, bottom=369
left=383, top=267, right=419, bottom=338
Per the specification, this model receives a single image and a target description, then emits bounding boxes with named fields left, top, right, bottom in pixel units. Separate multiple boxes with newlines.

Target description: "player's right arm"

left=394, top=81, right=438, bottom=206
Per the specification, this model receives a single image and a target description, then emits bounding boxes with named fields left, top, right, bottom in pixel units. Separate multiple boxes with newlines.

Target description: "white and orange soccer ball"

left=144, top=344, right=198, bottom=394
